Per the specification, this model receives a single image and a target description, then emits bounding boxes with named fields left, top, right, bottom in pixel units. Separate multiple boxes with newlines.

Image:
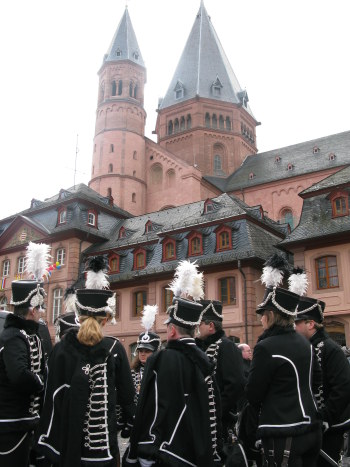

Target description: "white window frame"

left=18, top=257, right=25, bottom=274
left=59, top=209, right=67, bottom=224
left=53, top=288, right=63, bottom=322
left=88, top=212, right=96, bottom=226
left=3, top=260, right=10, bottom=276
left=56, top=248, right=66, bottom=266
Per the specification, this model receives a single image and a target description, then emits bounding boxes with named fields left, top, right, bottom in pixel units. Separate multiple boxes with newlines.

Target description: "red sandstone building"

left=0, top=4, right=349, bottom=353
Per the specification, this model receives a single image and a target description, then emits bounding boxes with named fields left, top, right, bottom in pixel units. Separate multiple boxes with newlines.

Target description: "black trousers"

left=0, top=431, right=32, bottom=467
left=317, top=430, right=343, bottom=467
left=262, top=426, right=322, bottom=467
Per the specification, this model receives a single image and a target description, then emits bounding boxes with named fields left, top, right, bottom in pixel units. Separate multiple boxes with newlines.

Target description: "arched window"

left=132, top=193, right=136, bottom=203
left=134, top=85, right=138, bottom=98
left=174, top=118, right=179, bottom=133
left=53, top=288, right=63, bottom=322
left=133, top=151, right=137, bottom=160
left=168, top=120, right=173, bottom=135
left=134, top=249, right=146, bottom=270
left=119, top=227, right=126, bottom=239
left=205, top=113, right=211, bottom=128
left=186, top=114, right=192, bottom=129
left=316, top=256, right=339, bottom=289
left=219, top=277, right=236, bottom=305
left=204, top=199, right=214, bottom=214
left=110, top=144, right=114, bottom=153
left=111, top=81, right=117, bottom=96
left=216, top=226, right=232, bottom=251
left=280, top=208, right=294, bottom=229
left=58, top=208, right=67, bottom=224
left=133, top=291, right=147, bottom=317
left=219, top=115, right=224, bottom=130
left=56, top=248, right=66, bottom=266
left=330, top=191, right=349, bottom=217
left=108, top=163, right=113, bottom=173
left=214, top=155, right=222, bottom=173
left=225, top=117, right=231, bottom=131
left=163, top=239, right=176, bottom=261
left=188, top=232, right=202, bottom=256
left=150, top=164, right=163, bottom=185
left=118, top=80, right=122, bottom=96
left=145, top=221, right=153, bottom=233
left=109, top=255, right=119, bottom=273
left=0, top=296, right=8, bottom=310
left=166, top=169, right=175, bottom=187
left=180, top=116, right=185, bottom=131
left=162, top=287, right=173, bottom=313
left=129, top=81, right=134, bottom=97
left=212, top=114, right=217, bottom=129
left=87, top=210, right=97, bottom=227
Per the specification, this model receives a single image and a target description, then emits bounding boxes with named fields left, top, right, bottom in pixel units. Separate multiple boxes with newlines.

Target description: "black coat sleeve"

left=3, top=335, right=44, bottom=394
left=246, top=343, right=272, bottom=409
left=114, top=341, right=136, bottom=424
left=217, top=340, right=245, bottom=415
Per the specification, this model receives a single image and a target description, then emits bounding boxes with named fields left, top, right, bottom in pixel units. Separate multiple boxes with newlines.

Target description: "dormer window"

left=287, top=163, right=293, bottom=171
left=58, top=208, right=67, bottom=224
left=215, top=226, right=232, bottom=251
left=211, top=76, right=223, bottom=97
left=145, top=221, right=153, bottom=234
left=249, top=172, right=255, bottom=180
left=133, top=51, right=139, bottom=60
left=204, top=199, right=214, bottom=214
left=275, top=156, right=281, bottom=163
left=134, top=248, right=146, bottom=270
left=87, top=210, right=97, bottom=227
left=109, top=254, right=119, bottom=273
left=162, top=238, right=176, bottom=261
left=119, top=227, right=126, bottom=239
left=188, top=232, right=203, bottom=257
left=115, top=48, right=122, bottom=57
left=330, top=191, right=349, bottom=217
left=313, top=146, right=320, bottom=154
left=174, top=80, right=184, bottom=100
left=329, top=153, right=336, bottom=161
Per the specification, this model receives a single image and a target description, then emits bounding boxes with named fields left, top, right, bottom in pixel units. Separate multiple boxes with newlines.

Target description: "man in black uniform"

left=197, top=299, right=245, bottom=435
left=295, top=296, right=350, bottom=467
left=125, top=295, right=223, bottom=466
left=0, top=279, right=46, bottom=466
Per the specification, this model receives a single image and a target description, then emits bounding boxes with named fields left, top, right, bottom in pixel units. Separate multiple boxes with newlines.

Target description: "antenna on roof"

left=74, top=134, right=79, bottom=189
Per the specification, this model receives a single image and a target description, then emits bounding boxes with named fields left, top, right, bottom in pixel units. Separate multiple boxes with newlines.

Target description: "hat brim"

left=136, top=344, right=155, bottom=352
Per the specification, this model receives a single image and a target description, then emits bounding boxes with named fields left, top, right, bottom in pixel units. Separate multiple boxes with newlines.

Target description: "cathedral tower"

left=155, top=1, right=258, bottom=178
left=89, top=7, right=147, bottom=215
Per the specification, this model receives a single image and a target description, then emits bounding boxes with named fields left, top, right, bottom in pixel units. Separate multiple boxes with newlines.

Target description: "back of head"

left=77, top=315, right=106, bottom=346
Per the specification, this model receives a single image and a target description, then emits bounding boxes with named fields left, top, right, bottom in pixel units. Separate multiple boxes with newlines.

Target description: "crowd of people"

left=0, top=244, right=350, bottom=467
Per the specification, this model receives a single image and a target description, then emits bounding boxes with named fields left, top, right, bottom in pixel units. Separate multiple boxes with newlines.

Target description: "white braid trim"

left=10, top=284, right=46, bottom=307
left=258, top=288, right=297, bottom=317
left=75, top=297, right=117, bottom=324
left=296, top=302, right=324, bottom=320
left=167, top=301, right=201, bottom=326
left=199, top=301, right=222, bottom=321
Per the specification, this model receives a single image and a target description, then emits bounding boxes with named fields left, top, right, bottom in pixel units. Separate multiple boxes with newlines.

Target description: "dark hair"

left=264, top=309, right=294, bottom=328
left=131, top=355, right=142, bottom=371
left=203, top=320, right=222, bottom=332
left=13, top=307, right=30, bottom=318
left=173, top=323, right=195, bottom=338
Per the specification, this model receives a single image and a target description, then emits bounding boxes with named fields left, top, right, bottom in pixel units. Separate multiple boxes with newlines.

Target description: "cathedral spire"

left=159, top=2, right=253, bottom=117
left=103, top=7, right=145, bottom=68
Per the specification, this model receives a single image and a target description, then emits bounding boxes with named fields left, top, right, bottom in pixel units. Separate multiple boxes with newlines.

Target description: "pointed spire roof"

left=159, top=2, right=254, bottom=117
left=103, top=7, right=145, bottom=68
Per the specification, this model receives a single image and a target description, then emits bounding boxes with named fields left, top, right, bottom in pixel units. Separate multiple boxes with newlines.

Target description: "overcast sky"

left=0, top=0, right=349, bottom=220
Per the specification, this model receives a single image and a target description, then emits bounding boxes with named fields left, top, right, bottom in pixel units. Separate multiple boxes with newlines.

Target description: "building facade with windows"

left=0, top=3, right=349, bottom=352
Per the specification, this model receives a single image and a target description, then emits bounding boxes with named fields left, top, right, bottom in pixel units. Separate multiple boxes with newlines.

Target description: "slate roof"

left=205, top=130, right=350, bottom=192
left=0, top=184, right=131, bottom=243
left=84, top=193, right=287, bottom=282
left=158, top=2, right=254, bottom=118
left=103, top=7, right=145, bottom=68
left=280, top=165, right=350, bottom=246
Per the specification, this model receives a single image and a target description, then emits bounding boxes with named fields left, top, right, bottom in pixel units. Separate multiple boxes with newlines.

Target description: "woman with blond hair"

left=36, top=256, right=135, bottom=466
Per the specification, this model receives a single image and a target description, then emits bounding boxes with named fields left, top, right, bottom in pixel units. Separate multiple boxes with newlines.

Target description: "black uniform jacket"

left=196, top=330, right=245, bottom=422
left=127, top=338, right=223, bottom=467
left=246, top=325, right=321, bottom=438
left=0, top=313, right=45, bottom=433
left=36, top=329, right=135, bottom=466
left=311, top=328, right=350, bottom=431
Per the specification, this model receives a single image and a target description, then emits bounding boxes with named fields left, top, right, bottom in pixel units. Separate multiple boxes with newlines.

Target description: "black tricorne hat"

left=75, top=289, right=114, bottom=317
left=200, top=299, right=223, bottom=322
left=256, top=286, right=299, bottom=317
left=136, top=331, right=161, bottom=352
left=11, top=280, right=46, bottom=309
left=165, top=297, right=203, bottom=329
left=295, top=296, right=325, bottom=323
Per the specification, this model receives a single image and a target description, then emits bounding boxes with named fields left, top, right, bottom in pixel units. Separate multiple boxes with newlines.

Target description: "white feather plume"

left=288, top=271, right=308, bottom=296
left=141, top=305, right=158, bottom=332
left=168, top=260, right=204, bottom=301
left=85, top=270, right=110, bottom=289
left=260, top=266, right=284, bottom=288
left=25, top=242, right=51, bottom=281
left=64, top=293, right=77, bottom=313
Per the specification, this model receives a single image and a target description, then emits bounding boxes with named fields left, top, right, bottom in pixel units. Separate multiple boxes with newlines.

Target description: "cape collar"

left=4, top=312, right=39, bottom=334
left=257, top=324, right=295, bottom=343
